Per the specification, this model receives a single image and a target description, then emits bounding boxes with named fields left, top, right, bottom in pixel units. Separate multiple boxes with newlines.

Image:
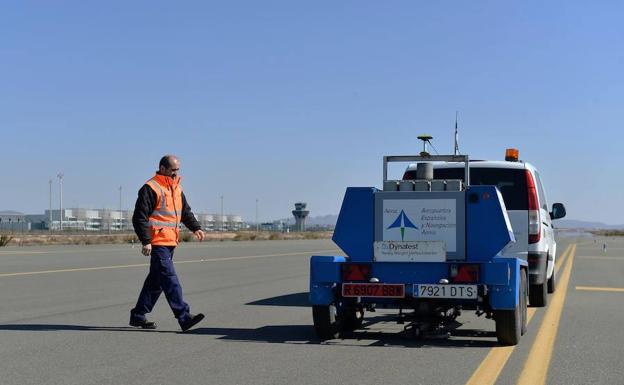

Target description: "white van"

left=403, top=150, right=566, bottom=307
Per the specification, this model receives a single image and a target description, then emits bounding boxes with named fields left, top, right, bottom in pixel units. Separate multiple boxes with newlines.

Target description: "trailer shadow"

left=240, top=293, right=498, bottom=347
left=188, top=312, right=498, bottom=348
left=187, top=324, right=497, bottom=348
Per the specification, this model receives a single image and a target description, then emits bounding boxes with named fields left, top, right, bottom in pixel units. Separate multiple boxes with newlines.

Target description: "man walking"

left=130, top=155, right=205, bottom=332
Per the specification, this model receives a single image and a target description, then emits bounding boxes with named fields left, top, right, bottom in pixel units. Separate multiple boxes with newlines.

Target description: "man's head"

left=158, top=155, right=180, bottom=179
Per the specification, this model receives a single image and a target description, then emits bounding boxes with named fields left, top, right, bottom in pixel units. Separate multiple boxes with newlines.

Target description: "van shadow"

left=246, top=292, right=310, bottom=307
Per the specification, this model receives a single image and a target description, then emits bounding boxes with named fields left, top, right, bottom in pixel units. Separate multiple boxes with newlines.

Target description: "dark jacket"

left=132, top=184, right=202, bottom=245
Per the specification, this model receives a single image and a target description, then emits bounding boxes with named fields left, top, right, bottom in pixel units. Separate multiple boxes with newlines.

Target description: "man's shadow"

left=0, top=324, right=165, bottom=332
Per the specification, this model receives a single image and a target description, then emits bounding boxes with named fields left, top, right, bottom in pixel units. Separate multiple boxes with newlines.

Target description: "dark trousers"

left=131, top=245, right=190, bottom=323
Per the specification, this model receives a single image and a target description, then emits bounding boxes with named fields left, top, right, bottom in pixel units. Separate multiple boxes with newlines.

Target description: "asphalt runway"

left=0, top=237, right=622, bottom=385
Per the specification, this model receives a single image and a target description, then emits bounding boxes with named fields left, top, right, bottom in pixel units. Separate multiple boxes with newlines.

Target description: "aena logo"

left=386, top=209, right=418, bottom=241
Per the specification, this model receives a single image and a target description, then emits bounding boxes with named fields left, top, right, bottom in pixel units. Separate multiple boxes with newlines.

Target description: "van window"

left=534, top=171, right=549, bottom=210
left=404, top=167, right=529, bottom=210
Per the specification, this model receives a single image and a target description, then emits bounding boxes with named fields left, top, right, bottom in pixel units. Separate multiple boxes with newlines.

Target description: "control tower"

left=292, top=202, right=310, bottom=232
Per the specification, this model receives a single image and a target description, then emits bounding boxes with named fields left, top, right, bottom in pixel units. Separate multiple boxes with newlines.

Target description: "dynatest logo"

left=387, top=209, right=418, bottom=241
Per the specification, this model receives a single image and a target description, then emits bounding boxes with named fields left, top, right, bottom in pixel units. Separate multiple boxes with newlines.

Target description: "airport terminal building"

left=0, top=211, right=30, bottom=231
left=36, top=209, right=244, bottom=232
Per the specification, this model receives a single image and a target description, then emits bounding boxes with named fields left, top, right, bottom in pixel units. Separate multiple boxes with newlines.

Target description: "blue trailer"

left=309, top=154, right=528, bottom=345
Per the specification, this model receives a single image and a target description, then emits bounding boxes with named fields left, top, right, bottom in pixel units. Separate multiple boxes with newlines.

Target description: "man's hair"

left=159, top=155, right=177, bottom=169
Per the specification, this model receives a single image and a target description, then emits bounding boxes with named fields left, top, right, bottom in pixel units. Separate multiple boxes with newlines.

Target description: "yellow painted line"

left=0, top=243, right=254, bottom=255
left=516, top=243, right=577, bottom=385
left=0, top=249, right=340, bottom=278
left=576, top=286, right=624, bottom=293
left=465, top=347, right=514, bottom=385
left=464, top=307, right=537, bottom=385
left=464, top=244, right=574, bottom=385
left=0, top=240, right=337, bottom=255
left=0, top=262, right=152, bottom=277
left=0, top=251, right=49, bottom=255
left=0, top=248, right=135, bottom=256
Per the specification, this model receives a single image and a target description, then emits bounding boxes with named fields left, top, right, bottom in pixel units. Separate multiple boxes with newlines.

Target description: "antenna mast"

left=454, top=111, right=460, bottom=155
left=417, top=135, right=433, bottom=156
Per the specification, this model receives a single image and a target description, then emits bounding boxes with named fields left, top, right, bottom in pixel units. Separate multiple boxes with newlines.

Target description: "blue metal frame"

left=309, top=255, right=345, bottom=305
left=466, top=186, right=516, bottom=261
left=332, top=187, right=377, bottom=262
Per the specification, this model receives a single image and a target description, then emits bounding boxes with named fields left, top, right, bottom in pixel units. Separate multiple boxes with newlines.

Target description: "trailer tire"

left=312, top=305, right=340, bottom=340
left=495, top=268, right=526, bottom=345
left=342, top=306, right=364, bottom=332
left=547, top=266, right=556, bottom=294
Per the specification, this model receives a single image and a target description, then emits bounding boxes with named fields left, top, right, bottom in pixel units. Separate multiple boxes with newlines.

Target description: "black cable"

left=428, top=140, right=440, bottom=155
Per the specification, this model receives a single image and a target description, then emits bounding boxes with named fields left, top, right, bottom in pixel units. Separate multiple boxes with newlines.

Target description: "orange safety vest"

left=145, top=174, right=182, bottom=246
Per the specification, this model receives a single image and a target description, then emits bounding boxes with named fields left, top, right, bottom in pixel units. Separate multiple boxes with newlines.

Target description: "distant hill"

left=289, top=216, right=624, bottom=229
left=276, top=215, right=624, bottom=230
left=305, top=214, right=339, bottom=226
left=556, top=219, right=624, bottom=229
left=277, top=214, right=339, bottom=226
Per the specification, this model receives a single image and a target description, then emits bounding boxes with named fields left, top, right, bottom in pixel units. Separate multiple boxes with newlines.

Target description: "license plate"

left=342, top=283, right=405, bottom=298
left=413, top=284, right=478, bottom=299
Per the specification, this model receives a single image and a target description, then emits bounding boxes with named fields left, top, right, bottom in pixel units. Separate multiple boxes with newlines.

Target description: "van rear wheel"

left=530, top=261, right=549, bottom=307
left=529, top=282, right=548, bottom=307
left=530, top=258, right=549, bottom=306
left=547, top=267, right=556, bottom=294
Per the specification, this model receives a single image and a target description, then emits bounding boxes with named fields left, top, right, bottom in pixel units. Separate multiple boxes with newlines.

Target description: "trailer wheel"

left=342, top=306, right=364, bottom=332
left=495, top=268, right=527, bottom=345
left=312, top=305, right=340, bottom=340
left=547, top=266, right=556, bottom=294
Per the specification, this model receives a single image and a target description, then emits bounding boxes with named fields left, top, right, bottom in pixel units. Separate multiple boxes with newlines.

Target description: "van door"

left=534, top=171, right=555, bottom=274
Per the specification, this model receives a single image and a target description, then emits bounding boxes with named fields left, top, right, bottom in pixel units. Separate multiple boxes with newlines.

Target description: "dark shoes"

left=129, top=315, right=157, bottom=330
left=129, top=312, right=204, bottom=331
left=179, top=313, right=205, bottom=332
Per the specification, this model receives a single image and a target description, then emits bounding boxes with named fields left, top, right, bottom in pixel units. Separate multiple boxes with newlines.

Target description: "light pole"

left=48, top=179, right=52, bottom=231
left=220, top=195, right=224, bottom=232
left=255, top=198, right=259, bottom=233
left=57, top=173, right=64, bottom=231
left=119, top=186, right=123, bottom=231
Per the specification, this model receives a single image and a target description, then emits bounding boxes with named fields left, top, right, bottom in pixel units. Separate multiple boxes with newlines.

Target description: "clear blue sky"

left=2, top=1, right=623, bottom=224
